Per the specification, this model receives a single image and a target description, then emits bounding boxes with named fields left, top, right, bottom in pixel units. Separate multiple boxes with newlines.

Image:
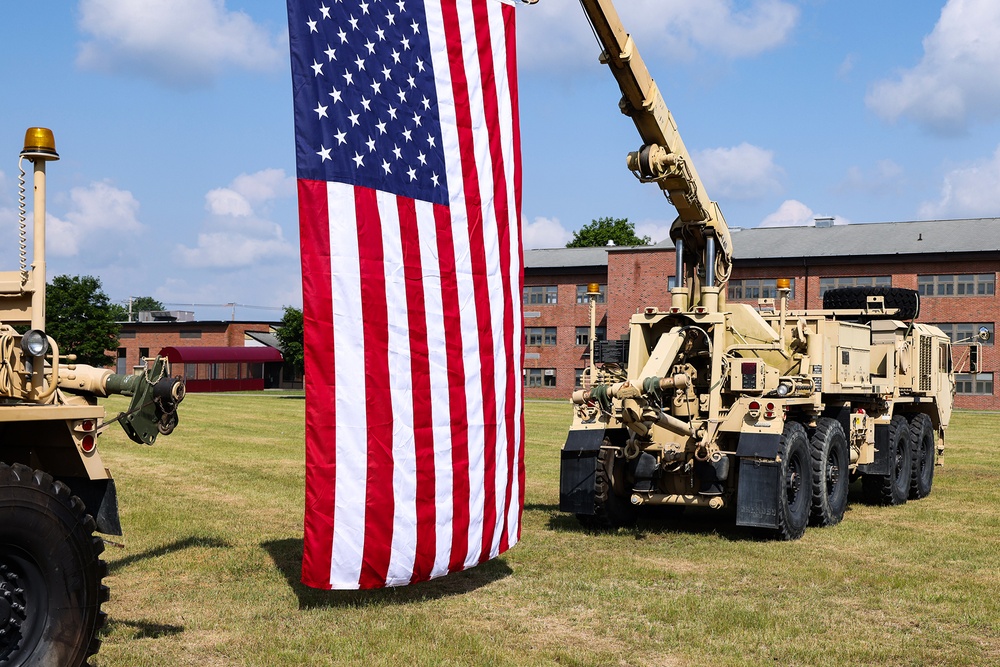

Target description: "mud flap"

left=735, top=458, right=780, bottom=529
left=857, top=423, right=891, bottom=475
left=59, top=476, right=123, bottom=536
left=559, top=429, right=604, bottom=514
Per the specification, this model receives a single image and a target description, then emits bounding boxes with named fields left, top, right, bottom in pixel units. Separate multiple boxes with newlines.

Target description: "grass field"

left=90, top=394, right=1000, bottom=666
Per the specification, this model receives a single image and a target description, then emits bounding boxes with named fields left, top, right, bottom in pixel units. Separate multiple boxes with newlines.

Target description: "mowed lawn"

left=92, top=394, right=999, bottom=666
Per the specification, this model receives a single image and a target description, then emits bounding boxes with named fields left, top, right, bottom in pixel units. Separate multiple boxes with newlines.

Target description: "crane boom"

left=578, top=0, right=733, bottom=307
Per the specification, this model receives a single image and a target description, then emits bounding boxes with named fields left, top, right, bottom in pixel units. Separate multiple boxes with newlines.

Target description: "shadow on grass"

left=546, top=505, right=760, bottom=541
left=261, top=538, right=513, bottom=609
left=107, top=536, right=231, bottom=574
left=102, top=618, right=184, bottom=640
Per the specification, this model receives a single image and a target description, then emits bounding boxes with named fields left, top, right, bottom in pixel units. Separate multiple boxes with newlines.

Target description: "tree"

left=45, top=275, right=121, bottom=367
left=566, top=216, right=652, bottom=248
left=108, top=296, right=165, bottom=322
left=276, top=306, right=304, bottom=373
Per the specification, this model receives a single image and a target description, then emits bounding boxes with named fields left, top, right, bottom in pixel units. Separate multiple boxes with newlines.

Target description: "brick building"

left=116, top=316, right=291, bottom=391
left=523, top=217, right=1000, bottom=410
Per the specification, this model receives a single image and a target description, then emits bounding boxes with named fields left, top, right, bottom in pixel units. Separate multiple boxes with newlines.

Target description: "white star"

left=382, top=159, right=392, bottom=174
left=401, top=36, right=410, bottom=50
left=348, top=110, right=360, bottom=126
left=431, top=172, right=439, bottom=187
left=397, top=0, right=406, bottom=11
left=387, top=105, right=398, bottom=120
left=314, top=103, right=329, bottom=119
left=370, top=80, right=382, bottom=95
left=307, top=17, right=318, bottom=33
left=337, top=28, right=348, bottom=43
left=407, top=166, right=417, bottom=181
left=390, top=49, right=401, bottom=64
left=396, top=88, right=407, bottom=103
left=392, top=144, right=402, bottom=160
left=329, top=87, right=343, bottom=103
left=412, top=111, right=421, bottom=127
left=348, top=15, right=359, bottom=30
left=415, top=57, right=425, bottom=72
left=317, top=145, right=332, bottom=161
left=402, top=128, right=412, bottom=142
left=334, top=129, right=347, bottom=145
left=360, top=1, right=370, bottom=15
left=366, top=136, right=376, bottom=153
left=353, top=152, right=364, bottom=167
left=376, top=120, right=387, bottom=134
left=416, top=151, right=426, bottom=165
left=427, top=134, right=436, bottom=148
left=311, top=59, right=324, bottom=76
left=319, top=3, right=331, bottom=19
left=361, top=96, right=372, bottom=111
left=381, top=65, right=392, bottom=82
left=421, top=96, right=430, bottom=110
left=410, top=20, right=419, bottom=34
left=364, top=39, right=376, bottom=55
left=407, top=74, right=416, bottom=89
left=386, top=11, right=395, bottom=25
left=354, top=55, right=366, bottom=71
left=325, top=45, right=337, bottom=61
left=343, top=68, right=354, bottom=85
left=375, top=26, right=386, bottom=41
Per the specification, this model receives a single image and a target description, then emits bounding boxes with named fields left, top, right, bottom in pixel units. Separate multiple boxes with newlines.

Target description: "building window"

left=525, top=327, right=557, bottom=346
left=955, top=373, right=993, bottom=395
left=728, top=278, right=794, bottom=300
left=180, top=330, right=203, bottom=339
left=575, top=284, right=606, bottom=304
left=918, top=274, right=995, bottom=296
left=575, top=326, right=606, bottom=346
left=668, top=276, right=677, bottom=290
left=575, top=368, right=586, bottom=387
left=523, top=285, right=558, bottom=305
left=139, top=347, right=149, bottom=360
left=524, top=368, right=556, bottom=388
left=819, top=276, right=891, bottom=297
left=935, top=323, right=994, bottom=346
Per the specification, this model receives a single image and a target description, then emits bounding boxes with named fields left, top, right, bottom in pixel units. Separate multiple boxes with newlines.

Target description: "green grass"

left=92, top=396, right=1000, bottom=666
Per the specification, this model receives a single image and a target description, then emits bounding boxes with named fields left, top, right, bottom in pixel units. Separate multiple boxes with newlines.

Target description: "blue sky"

left=1, top=0, right=998, bottom=320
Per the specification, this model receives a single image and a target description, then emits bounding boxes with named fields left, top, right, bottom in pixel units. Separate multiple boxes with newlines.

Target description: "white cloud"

left=76, top=0, right=284, bottom=88
left=694, top=143, right=783, bottom=200
left=837, top=159, right=904, bottom=197
left=633, top=219, right=673, bottom=245
left=178, top=169, right=296, bottom=268
left=48, top=181, right=142, bottom=257
left=517, top=0, right=798, bottom=70
left=867, top=0, right=1000, bottom=133
left=919, top=144, right=1000, bottom=218
left=522, top=216, right=572, bottom=249
left=759, top=200, right=849, bottom=228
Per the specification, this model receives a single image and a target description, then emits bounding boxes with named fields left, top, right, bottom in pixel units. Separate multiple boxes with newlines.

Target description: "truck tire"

left=774, top=422, right=812, bottom=540
left=861, top=415, right=911, bottom=505
left=808, top=418, right=849, bottom=527
left=908, top=413, right=935, bottom=499
left=576, top=448, right=637, bottom=529
left=0, top=463, right=108, bottom=667
left=822, top=286, right=920, bottom=321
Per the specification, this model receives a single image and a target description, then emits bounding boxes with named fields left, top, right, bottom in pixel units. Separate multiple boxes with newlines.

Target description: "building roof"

left=159, top=346, right=283, bottom=364
left=246, top=331, right=282, bottom=350
left=524, top=245, right=612, bottom=270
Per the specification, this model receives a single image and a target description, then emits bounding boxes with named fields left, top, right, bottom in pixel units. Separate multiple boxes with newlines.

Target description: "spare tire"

left=822, top=286, right=920, bottom=321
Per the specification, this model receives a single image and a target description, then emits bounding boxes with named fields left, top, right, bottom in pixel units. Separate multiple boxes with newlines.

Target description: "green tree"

left=108, top=296, right=166, bottom=322
left=276, top=306, right=304, bottom=373
left=46, top=275, right=121, bottom=367
left=566, top=216, right=652, bottom=248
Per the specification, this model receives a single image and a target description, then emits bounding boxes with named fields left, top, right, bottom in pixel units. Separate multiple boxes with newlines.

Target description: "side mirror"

left=978, top=325, right=992, bottom=342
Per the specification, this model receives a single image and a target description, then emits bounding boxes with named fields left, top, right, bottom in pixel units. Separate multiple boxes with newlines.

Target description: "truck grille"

left=919, top=335, right=932, bottom=392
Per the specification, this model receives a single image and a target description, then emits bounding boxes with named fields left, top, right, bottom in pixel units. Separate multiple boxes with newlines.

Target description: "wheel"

left=774, top=421, right=812, bottom=540
left=809, top=418, right=850, bottom=527
left=576, top=448, right=637, bottom=529
left=861, top=415, right=911, bottom=505
left=908, top=413, right=935, bottom=499
left=822, top=286, right=920, bottom=320
left=0, top=463, right=109, bottom=667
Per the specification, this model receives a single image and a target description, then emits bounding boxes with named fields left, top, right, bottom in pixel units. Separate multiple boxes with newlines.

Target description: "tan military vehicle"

left=559, top=1, right=978, bottom=538
left=0, top=129, right=185, bottom=666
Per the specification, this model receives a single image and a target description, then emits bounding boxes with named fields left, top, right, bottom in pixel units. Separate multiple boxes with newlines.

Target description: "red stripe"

left=398, top=197, right=437, bottom=584
left=299, top=179, right=337, bottom=590
left=441, top=0, right=498, bottom=567
left=356, top=186, right=394, bottom=589
left=433, top=202, right=470, bottom=572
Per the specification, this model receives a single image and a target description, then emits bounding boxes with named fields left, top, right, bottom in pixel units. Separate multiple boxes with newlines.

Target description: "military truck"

left=0, top=128, right=185, bottom=666
left=559, top=1, right=979, bottom=538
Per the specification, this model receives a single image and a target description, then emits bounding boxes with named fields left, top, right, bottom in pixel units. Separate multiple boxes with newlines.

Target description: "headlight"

left=21, top=329, right=49, bottom=357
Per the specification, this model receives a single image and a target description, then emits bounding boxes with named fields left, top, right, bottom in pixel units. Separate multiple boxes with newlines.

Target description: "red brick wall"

left=116, top=322, right=272, bottom=375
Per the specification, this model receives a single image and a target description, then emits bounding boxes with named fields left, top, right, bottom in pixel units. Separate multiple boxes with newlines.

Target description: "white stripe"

left=415, top=198, right=455, bottom=579
left=328, top=181, right=366, bottom=589
left=381, top=192, right=419, bottom=587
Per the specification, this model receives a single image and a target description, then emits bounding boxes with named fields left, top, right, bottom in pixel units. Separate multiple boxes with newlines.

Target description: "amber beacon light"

left=20, top=127, right=59, bottom=161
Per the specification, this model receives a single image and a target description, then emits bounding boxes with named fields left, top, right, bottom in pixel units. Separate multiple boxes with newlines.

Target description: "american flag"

left=288, top=0, right=525, bottom=590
